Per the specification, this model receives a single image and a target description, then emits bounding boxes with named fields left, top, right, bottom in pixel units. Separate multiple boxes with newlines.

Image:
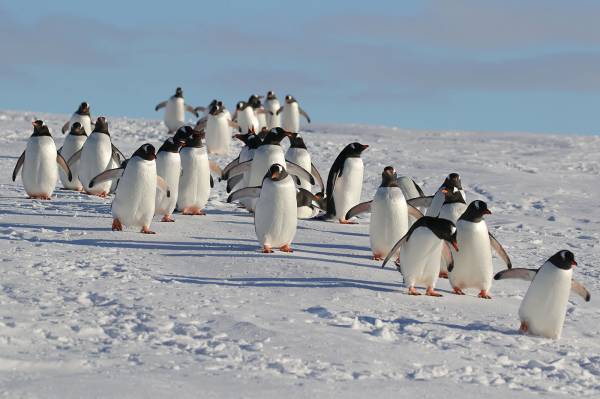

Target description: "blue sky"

left=1, top=0, right=599, bottom=134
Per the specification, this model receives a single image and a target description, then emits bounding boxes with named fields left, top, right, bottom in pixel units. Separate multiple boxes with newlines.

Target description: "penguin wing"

left=67, top=149, right=82, bottom=167
left=194, top=106, right=207, bottom=113
left=299, top=107, right=311, bottom=123
left=226, top=174, right=244, bottom=193
left=209, top=160, right=222, bottom=177
left=156, top=176, right=171, bottom=198
left=227, top=186, right=262, bottom=203
left=286, top=161, right=315, bottom=185
left=296, top=188, right=324, bottom=209
left=311, top=163, right=325, bottom=192
left=413, top=180, right=425, bottom=197
left=12, top=151, right=26, bottom=181
left=155, top=101, right=167, bottom=111
left=224, top=160, right=252, bottom=180
left=442, top=242, right=455, bottom=272
left=61, top=120, right=71, bottom=134
left=222, top=157, right=240, bottom=180
left=89, top=167, right=124, bottom=188
left=572, top=280, right=591, bottom=302
left=210, top=175, right=214, bottom=189
left=228, top=120, right=240, bottom=129
left=345, top=201, right=372, bottom=221
left=407, top=196, right=434, bottom=208
left=111, top=145, right=126, bottom=164
left=382, top=232, right=409, bottom=269
left=276, top=107, right=284, bottom=115
left=195, top=117, right=208, bottom=130
left=407, top=204, right=424, bottom=220
left=493, top=268, right=537, bottom=281
left=56, top=153, right=73, bottom=182
left=489, top=233, right=512, bottom=269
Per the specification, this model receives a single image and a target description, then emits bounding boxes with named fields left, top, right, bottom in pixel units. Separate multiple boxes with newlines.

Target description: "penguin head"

left=77, top=102, right=90, bottom=115
left=444, top=173, right=462, bottom=190
left=266, top=91, right=277, bottom=100
left=381, top=166, right=398, bottom=187
left=186, top=130, right=205, bottom=148
left=174, top=87, right=183, bottom=97
left=285, top=95, right=296, bottom=104
left=441, top=184, right=466, bottom=205
left=31, top=120, right=51, bottom=137
left=548, top=250, right=577, bottom=270
left=69, top=122, right=86, bottom=136
left=247, top=94, right=263, bottom=108
left=267, top=163, right=288, bottom=181
left=343, top=142, right=369, bottom=158
left=263, top=127, right=294, bottom=145
left=236, top=101, right=248, bottom=111
left=288, top=135, right=306, bottom=149
left=93, top=117, right=109, bottom=134
left=460, top=200, right=491, bottom=222
left=208, top=100, right=221, bottom=115
left=133, top=143, right=156, bottom=161
left=174, top=125, right=194, bottom=144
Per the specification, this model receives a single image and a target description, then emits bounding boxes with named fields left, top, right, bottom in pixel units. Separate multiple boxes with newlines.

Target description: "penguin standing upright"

left=449, top=200, right=512, bottom=299
left=277, top=95, right=310, bottom=133
left=155, top=87, right=199, bottom=133
left=345, top=167, right=424, bottom=260
left=247, top=94, right=268, bottom=131
left=204, top=101, right=237, bottom=155
left=177, top=129, right=213, bottom=215
left=323, top=142, right=368, bottom=223
left=285, top=135, right=324, bottom=218
left=61, top=102, right=93, bottom=134
left=416, top=173, right=465, bottom=218
left=264, top=91, right=281, bottom=129
left=12, top=120, right=72, bottom=199
left=382, top=217, right=458, bottom=296
left=232, top=101, right=259, bottom=133
left=69, top=117, right=124, bottom=197
left=58, top=122, right=87, bottom=191
left=494, top=250, right=591, bottom=339
left=155, top=129, right=188, bottom=222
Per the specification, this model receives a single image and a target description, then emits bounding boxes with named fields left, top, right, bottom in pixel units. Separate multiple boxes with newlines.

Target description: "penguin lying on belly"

left=227, top=163, right=322, bottom=253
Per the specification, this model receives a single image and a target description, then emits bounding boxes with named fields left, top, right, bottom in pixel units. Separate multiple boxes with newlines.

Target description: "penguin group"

left=11, top=88, right=591, bottom=340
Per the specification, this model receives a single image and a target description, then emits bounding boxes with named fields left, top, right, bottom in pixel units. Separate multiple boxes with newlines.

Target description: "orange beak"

left=452, top=241, right=459, bottom=252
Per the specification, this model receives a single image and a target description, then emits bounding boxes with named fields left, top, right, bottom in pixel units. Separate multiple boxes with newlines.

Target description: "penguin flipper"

left=296, top=188, right=324, bottom=210
left=12, top=151, right=25, bottom=181
left=299, top=107, right=311, bottom=123
left=413, top=180, right=425, bottom=197
left=67, top=149, right=82, bottom=167
left=111, top=145, right=126, bottom=163
left=489, top=232, right=512, bottom=269
left=227, top=186, right=261, bottom=203
left=225, top=160, right=252, bottom=180
left=276, top=107, right=284, bottom=115
left=310, top=163, right=325, bottom=193
left=155, top=101, right=167, bottom=111
left=194, top=106, right=207, bottom=113
left=61, top=120, right=70, bottom=134
left=286, top=161, right=315, bottom=185
left=407, top=196, right=433, bottom=208
left=222, top=157, right=240, bottom=179
left=442, top=242, right=455, bottom=272
left=345, top=201, right=372, bottom=221
left=209, top=160, right=222, bottom=177
left=226, top=174, right=244, bottom=193
left=56, top=153, right=73, bottom=182
left=228, top=120, right=239, bottom=129
left=156, top=176, right=171, bottom=198
left=493, top=268, right=537, bottom=281
left=407, top=204, right=424, bottom=220
left=210, top=175, right=214, bottom=188
left=572, top=280, right=591, bottom=302
left=89, top=167, right=124, bottom=188
left=382, top=232, right=409, bottom=269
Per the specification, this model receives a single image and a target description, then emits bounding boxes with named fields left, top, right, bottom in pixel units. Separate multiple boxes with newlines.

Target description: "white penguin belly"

left=178, top=147, right=211, bottom=210
left=286, top=147, right=315, bottom=219
left=237, top=108, right=258, bottom=133
left=254, top=177, right=297, bottom=247
left=112, top=159, right=156, bottom=228
left=518, top=265, right=572, bottom=339
left=265, top=100, right=281, bottom=129
left=22, top=136, right=58, bottom=197
left=370, top=187, right=409, bottom=257
left=247, top=145, right=285, bottom=211
left=59, top=135, right=87, bottom=190
left=333, top=158, right=364, bottom=220
left=79, top=133, right=113, bottom=194
left=449, top=220, right=493, bottom=291
left=257, top=111, right=267, bottom=130
left=155, top=152, right=181, bottom=215
left=206, top=114, right=231, bottom=155
left=439, top=202, right=467, bottom=224
left=282, top=104, right=300, bottom=133
left=400, top=228, right=441, bottom=288
left=165, top=98, right=185, bottom=132
left=69, top=114, right=92, bottom=134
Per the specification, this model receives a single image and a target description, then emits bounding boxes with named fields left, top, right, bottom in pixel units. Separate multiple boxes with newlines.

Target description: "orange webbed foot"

left=112, top=219, right=123, bottom=231
left=438, top=271, right=449, bottom=279
left=339, top=219, right=357, bottom=224
left=141, top=226, right=156, bottom=234
left=519, top=321, right=529, bottom=334
left=453, top=287, right=466, bottom=295
left=280, top=245, right=293, bottom=253
left=261, top=246, right=274, bottom=253
left=426, top=287, right=443, bottom=297
left=478, top=290, right=492, bottom=299
left=161, top=215, right=175, bottom=222
left=408, top=287, right=421, bottom=296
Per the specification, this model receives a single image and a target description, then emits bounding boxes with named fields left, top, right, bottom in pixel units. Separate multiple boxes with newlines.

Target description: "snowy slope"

left=1, top=110, right=599, bottom=398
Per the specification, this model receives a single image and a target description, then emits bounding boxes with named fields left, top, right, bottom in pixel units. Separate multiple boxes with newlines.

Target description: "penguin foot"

left=425, top=287, right=443, bottom=297
left=141, top=226, right=156, bottom=234
left=279, top=245, right=293, bottom=253
left=438, top=271, right=449, bottom=279
left=519, top=321, right=529, bottom=334
left=453, top=287, right=466, bottom=295
left=372, top=254, right=383, bottom=261
left=161, top=215, right=175, bottom=222
left=182, top=207, right=206, bottom=215
left=478, top=290, right=492, bottom=299
left=261, top=246, right=274, bottom=253
left=339, top=219, right=357, bottom=224
left=95, top=191, right=108, bottom=198
left=27, top=194, right=50, bottom=200
left=408, top=287, right=421, bottom=296
left=112, top=219, right=123, bottom=231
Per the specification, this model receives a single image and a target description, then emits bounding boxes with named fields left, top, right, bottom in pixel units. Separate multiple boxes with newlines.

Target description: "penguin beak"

left=484, top=209, right=492, bottom=215
left=451, top=241, right=459, bottom=252
left=271, top=171, right=280, bottom=180
left=572, top=260, right=578, bottom=267
left=361, top=144, right=369, bottom=151
left=441, top=188, right=449, bottom=194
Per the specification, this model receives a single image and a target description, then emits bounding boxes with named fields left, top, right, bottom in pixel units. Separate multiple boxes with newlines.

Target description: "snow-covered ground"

left=1, top=110, right=599, bottom=398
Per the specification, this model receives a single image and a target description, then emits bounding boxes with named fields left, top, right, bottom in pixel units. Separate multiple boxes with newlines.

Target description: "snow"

left=1, top=109, right=599, bottom=398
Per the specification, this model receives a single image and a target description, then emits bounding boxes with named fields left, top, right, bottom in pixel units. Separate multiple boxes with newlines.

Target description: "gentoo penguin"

left=227, top=163, right=320, bottom=253
left=494, top=250, right=591, bottom=339
left=247, top=94, right=268, bottom=131
left=155, top=87, right=199, bottom=133
left=382, top=217, right=458, bottom=296
left=448, top=200, right=512, bottom=299
left=155, top=129, right=188, bottom=222
left=232, top=101, right=259, bottom=133
left=90, top=144, right=169, bottom=234
left=323, top=142, right=368, bottom=223
left=345, top=167, right=424, bottom=260
left=222, top=133, right=262, bottom=195
left=285, top=135, right=324, bottom=218
left=69, top=117, right=125, bottom=197
left=264, top=91, right=281, bottom=129
left=58, top=122, right=87, bottom=191
left=203, top=100, right=238, bottom=155
left=61, top=102, right=93, bottom=134
left=277, top=95, right=310, bottom=133
left=12, top=120, right=72, bottom=200
left=177, top=129, right=213, bottom=215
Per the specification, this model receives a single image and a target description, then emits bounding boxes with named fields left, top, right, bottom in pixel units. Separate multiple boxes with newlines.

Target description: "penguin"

left=285, top=134, right=324, bottom=218
left=277, top=95, right=310, bottom=133
left=155, top=129, right=189, bottom=222
left=232, top=101, right=259, bottom=134
left=222, top=133, right=262, bottom=195
left=345, top=167, right=424, bottom=260
left=448, top=200, right=512, bottom=299
left=227, top=163, right=320, bottom=253
left=382, top=217, right=458, bottom=296
left=12, top=120, right=72, bottom=200
left=494, top=250, right=591, bottom=339
left=177, top=129, right=213, bottom=215
left=155, top=87, right=199, bottom=133
left=58, top=122, right=87, bottom=191
left=61, top=102, right=93, bottom=134
left=323, top=142, right=369, bottom=223
left=89, top=144, right=169, bottom=234
left=247, top=94, right=269, bottom=131
left=69, top=117, right=125, bottom=197
left=203, top=100, right=238, bottom=155
left=264, top=91, right=281, bottom=129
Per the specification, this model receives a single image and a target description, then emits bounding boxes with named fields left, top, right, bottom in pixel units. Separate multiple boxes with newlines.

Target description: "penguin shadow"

left=157, top=275, right=403, bottom=293
left=426, top=320, right=520, bottom=336
left=0, top=222, right=109, bottom=233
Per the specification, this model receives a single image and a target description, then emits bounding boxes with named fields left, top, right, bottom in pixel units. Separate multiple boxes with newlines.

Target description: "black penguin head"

left=442, top=173, right=462, bottom=190
left=460, top=200, right=491, bottom=222
left=158, top=135, right=186, bottom=153
left=186, top=130, right=205, bottom=148
left=76, top=102, right=90, bottom=115
left=442, top=185, right=466, bottom=205
left=31, top=120, right=51, bottom=137
left=423, top=217, right=458, bottom=251
left=263, top=127, right=293, bottom=145
left=208, top=100, right=221, bottom=115
left=285, top=95, right=296, bottom=104
left=381, top=166, right=398, bottom=187
left=174, top=87, right=183, bottom=98
left=289, top=135, right=306, bottom=149
left=93, top=117, right=109, bottom=134
left=266, top=91, right=277, bottom=100
left=548, top=250, right=577, bottom=270
left=174, top=125, right=194, bottom=145
left=247, top=94, right=263, bottom=108
left=133, top=143, right=156, bottom=161
left=236, top=101, right=248, bottom=111
left=342, top=142, right=369, bottom=158
left=69, top=122, right=86, bottom=136
left=267, top=163, right=288, bottom=182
